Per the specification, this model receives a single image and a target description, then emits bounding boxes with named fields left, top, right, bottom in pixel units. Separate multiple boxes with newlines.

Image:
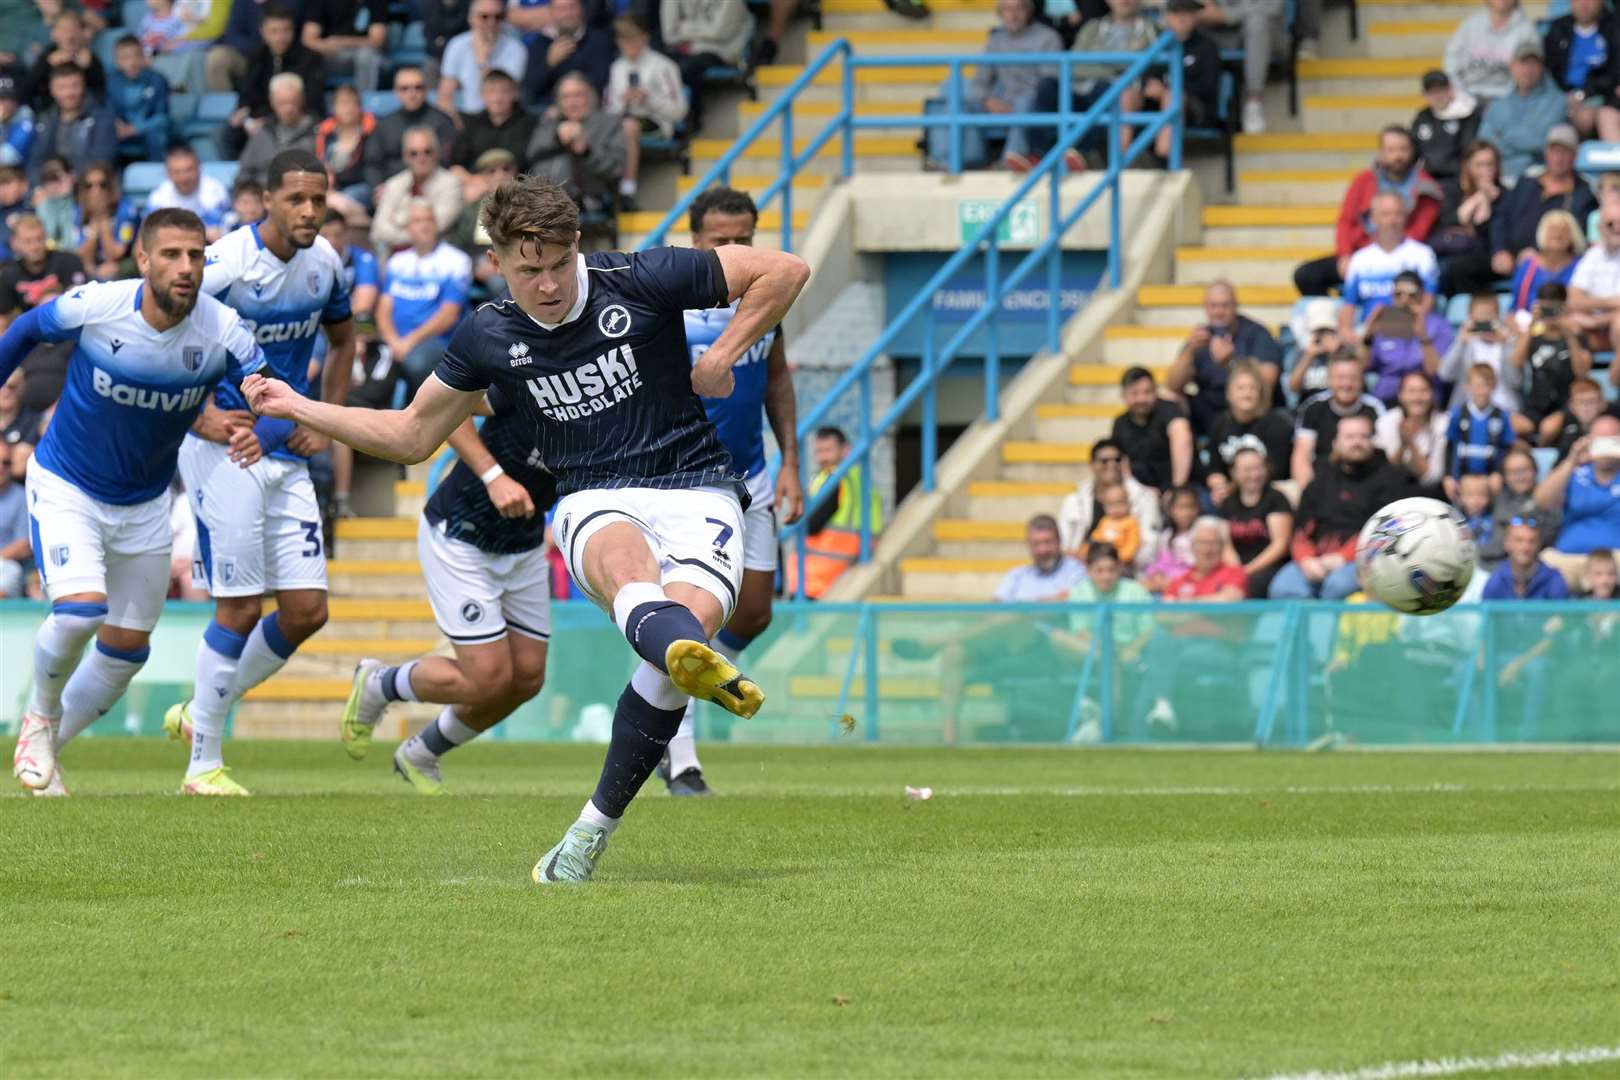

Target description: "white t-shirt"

left=1341, top=238, right=1439, bottom=322
left=1570, top=243, right=1620, bottom=299
left=1374, top=408, right=1449, bottom=488
left=145, top=174, right=232, bottom=230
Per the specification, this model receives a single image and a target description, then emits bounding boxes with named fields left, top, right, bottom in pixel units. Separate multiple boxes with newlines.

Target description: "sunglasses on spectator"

left=1509, top=515, right=1540, bottom=527
left=1393, top=288, right=1420, bottom=300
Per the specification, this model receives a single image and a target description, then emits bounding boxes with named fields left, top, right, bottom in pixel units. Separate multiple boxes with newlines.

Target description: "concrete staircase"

left=233, top=474, right=442, bottom=739
left=888, top=0, right=1552, bottom=599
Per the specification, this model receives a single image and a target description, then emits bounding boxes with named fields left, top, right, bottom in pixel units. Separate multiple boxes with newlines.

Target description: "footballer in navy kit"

left=245, top=176, right=811, bottom=882
left=2, top=208, right=268, bottom=797
left=166, top=150, right=356, bottom=798
left=340, top=385, right=561, bottom=795
left=660, top=188, right=803, bottom=796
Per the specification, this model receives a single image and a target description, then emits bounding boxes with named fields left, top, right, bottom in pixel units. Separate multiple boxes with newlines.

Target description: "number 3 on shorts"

left=301, top=521, right=322, bottom=557
left=705, top=517, right=733, bottom=548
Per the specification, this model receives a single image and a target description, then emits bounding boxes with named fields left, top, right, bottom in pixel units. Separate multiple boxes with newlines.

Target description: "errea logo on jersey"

left=508, top=341, right=532, bottom=366
left=241, top=311, right=321, bottom=344
left=92, top=368, right=210, bottom=411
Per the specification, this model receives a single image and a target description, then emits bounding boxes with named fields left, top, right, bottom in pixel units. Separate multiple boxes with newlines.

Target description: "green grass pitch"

left=2, top=740, right=1617, bottom=1079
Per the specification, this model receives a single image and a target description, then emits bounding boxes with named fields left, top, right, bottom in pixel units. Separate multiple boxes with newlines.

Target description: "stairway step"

left=1203, top=204, right=1338, bottom=227
left=1102, top=325, right=1185, bottom=366
left=1140, top=284, right=1297, bottom=306
left=1173, top=245, right=1331, bottom=286
left=807, top=29, right=983, bottom=49
left=1002, top=441, right=1092, bottom=464
left=619, top=208, right=808, bottom=233
left=334, top=517, right=417, bottom=540
left=1069, top=363, right=1167, bottom=386
left=336, top=538, right=419, bottom=561
left=821, top=0, right=992, bottom=9
left=690, top=134, right=918, bottom=159
left=1239, top=169, right=1358, bottom=205
left=968, top=480, right=1073, bottom=498
left=757, top=64, right=957, bottom=87
left=242, top=678, right=351, bottom=702
left=1234, top=131, right=1378, bottom=153
left=1301, top=94, right=1425, bottom=129
left=933, top=518, right=1027, bottom=542
left=1298, top=57, right=1437, bottom=78
left=738, top=98, right=925, bottom=121
left=677, top=172, right=829, bottom=193
left=1033, top=402, right=1119, bottom=419
left=325, top=559, right=420, bottom=576
left=298, top=637, right=441, bottom=658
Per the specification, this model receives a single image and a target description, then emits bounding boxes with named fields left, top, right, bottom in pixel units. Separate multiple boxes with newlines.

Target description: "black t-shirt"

left=1187, top=315, right=1283, bottom=433
left=315, top=0, right=390, bottom=36
left=1297, top=391, right=1383, bottom=462
left=1219, top=486, right=1292, bottom=565
left=1110, top=398, right=1185, bottom=491
left=424, top=385, right=560, bottom=555
left=1205, top=409, right=1295, bottom=481
left=433, top=247, right=733, bottom=497
left=1520, top=334, right=1576, bottom=422
left=450, top=108, right=538, bottom=170
left=2, top=407, right=42, bottom=448
left=0, top=251, right=87, bottom=314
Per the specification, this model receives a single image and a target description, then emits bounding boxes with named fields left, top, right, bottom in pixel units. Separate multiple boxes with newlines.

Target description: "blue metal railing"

left=637, top=37, right=1187, bottom=599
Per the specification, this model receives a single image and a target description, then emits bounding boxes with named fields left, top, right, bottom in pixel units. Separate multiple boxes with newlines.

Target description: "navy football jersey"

left=433, top=248, right=735, bottom=496
left=424, top=385, right=561, bottom=555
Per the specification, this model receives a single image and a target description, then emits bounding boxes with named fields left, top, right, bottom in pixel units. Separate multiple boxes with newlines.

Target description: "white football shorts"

left=554, top=484, right=745, bottom=623
left=417, top=516, right=553, bottom=646
left=179, top=434, right=328, bottom=598
left=25, top=458, right=171, bottom=631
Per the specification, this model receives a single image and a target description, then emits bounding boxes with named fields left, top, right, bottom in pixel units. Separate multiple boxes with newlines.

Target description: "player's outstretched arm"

left=243, top=371, right=482, bottom=465
left=692, top=244, right=810, bottom=397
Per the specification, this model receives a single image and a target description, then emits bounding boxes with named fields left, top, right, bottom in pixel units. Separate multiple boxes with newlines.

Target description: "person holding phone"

left=1535, top=414, right=1620, bottom=589
left=604, top=15, right=688, bottom=210
left=1361, top=269, right=1452, bottom=405
left=1510, top=281, right=1592, bottom=442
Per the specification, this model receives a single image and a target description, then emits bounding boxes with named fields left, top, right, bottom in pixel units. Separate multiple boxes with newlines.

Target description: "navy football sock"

left=622, top=600, right=708, bottom=673
left=589, top=680, right=687, bottom=819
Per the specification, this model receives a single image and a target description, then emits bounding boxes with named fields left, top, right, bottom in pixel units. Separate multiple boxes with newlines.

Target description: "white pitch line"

left=1246, top=1044, right=1620, bottom=1080
left=802, top=783, right=1620, bottom=798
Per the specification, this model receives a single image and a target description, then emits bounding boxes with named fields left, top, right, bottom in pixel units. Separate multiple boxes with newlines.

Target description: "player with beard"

left=162, top=149, right=355, bottom=796
left=5, top=208, right=268, bottom=796
left=244, top=176, right=809, bottom=881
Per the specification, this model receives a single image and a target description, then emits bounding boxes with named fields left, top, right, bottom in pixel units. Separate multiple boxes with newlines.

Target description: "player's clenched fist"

left=690, top=355, right=734, bottom=398
left=242, top=373, right=297, bottom=418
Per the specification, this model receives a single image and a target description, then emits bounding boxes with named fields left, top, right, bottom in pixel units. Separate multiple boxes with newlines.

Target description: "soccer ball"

left=1355, top=497, right=1477, bottom=615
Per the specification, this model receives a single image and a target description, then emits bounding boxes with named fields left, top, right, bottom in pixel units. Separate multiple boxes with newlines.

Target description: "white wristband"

left=479, top=464, right=505, bottom=484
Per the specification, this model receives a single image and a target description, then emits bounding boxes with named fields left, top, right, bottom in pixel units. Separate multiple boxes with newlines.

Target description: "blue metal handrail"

left=774, top=34, right=1186, bottom=599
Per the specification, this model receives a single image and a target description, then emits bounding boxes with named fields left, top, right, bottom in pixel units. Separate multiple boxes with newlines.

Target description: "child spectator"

left=1084, top=482, right=1143, bottom=570
left=1482, top=447, right=1560, bottom=566
left=1444, top=363, right=1517, bottom=500
left=139, top=0, right=209, bottom=92
left=29, top=156, right=76, bottom=249
left=0, top=165, right=28, bottom=259
left=1510, top=282, right=1591, bottom=444
left=1441, top=291, right=1521, bottom=413
left=1549, top=376, right=1620, bottom=461
left=603, top=15, right=687, bottom=209
left=1139, top=484, right=1200, bottom=593
left=1454, top=471, right=1497, bottom=566
left=108, top=35, right=172, bottom=164
left=1582, top=547, right=1618, bottom=599
left=221, top=177, right=264, bottom=232
left=1140, top=0, right=1221, bottom=157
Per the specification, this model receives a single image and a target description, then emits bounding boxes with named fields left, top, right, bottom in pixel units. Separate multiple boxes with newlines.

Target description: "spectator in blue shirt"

left=376, top=199, right=473, bottom=392
left=0, top=165, right=27, bottom=260
left=1443, top=363, right=1517, bottom=502
left=1536, top=413, right=1620, bottom=588
left=25, top=65, right=118, bottom=184
left=1482, top=517, right=1568, bottom=739
left=0, top=73, right=35, bottom=169
left=107, top=36, right=173, bottom=165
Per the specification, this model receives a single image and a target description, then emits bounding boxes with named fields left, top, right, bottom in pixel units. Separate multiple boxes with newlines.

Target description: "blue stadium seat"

left=390, top=22, right=428, bottom=67
left=168, top=92, right=197, bottom=128
left=93, top=27, right=123, bottom=73
left=122, top=161, right=167, bottom=203
left=189, top=134, right=220, bottom=161
left=202, top=161, right=239, bottom=189
left=363, top=90, right=400, bottom=117
left=120, top=0, right=146, bottom=28
left=185, top=91, right=237, bottom=139
left=1577, top=141, right=1620, bottom=179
